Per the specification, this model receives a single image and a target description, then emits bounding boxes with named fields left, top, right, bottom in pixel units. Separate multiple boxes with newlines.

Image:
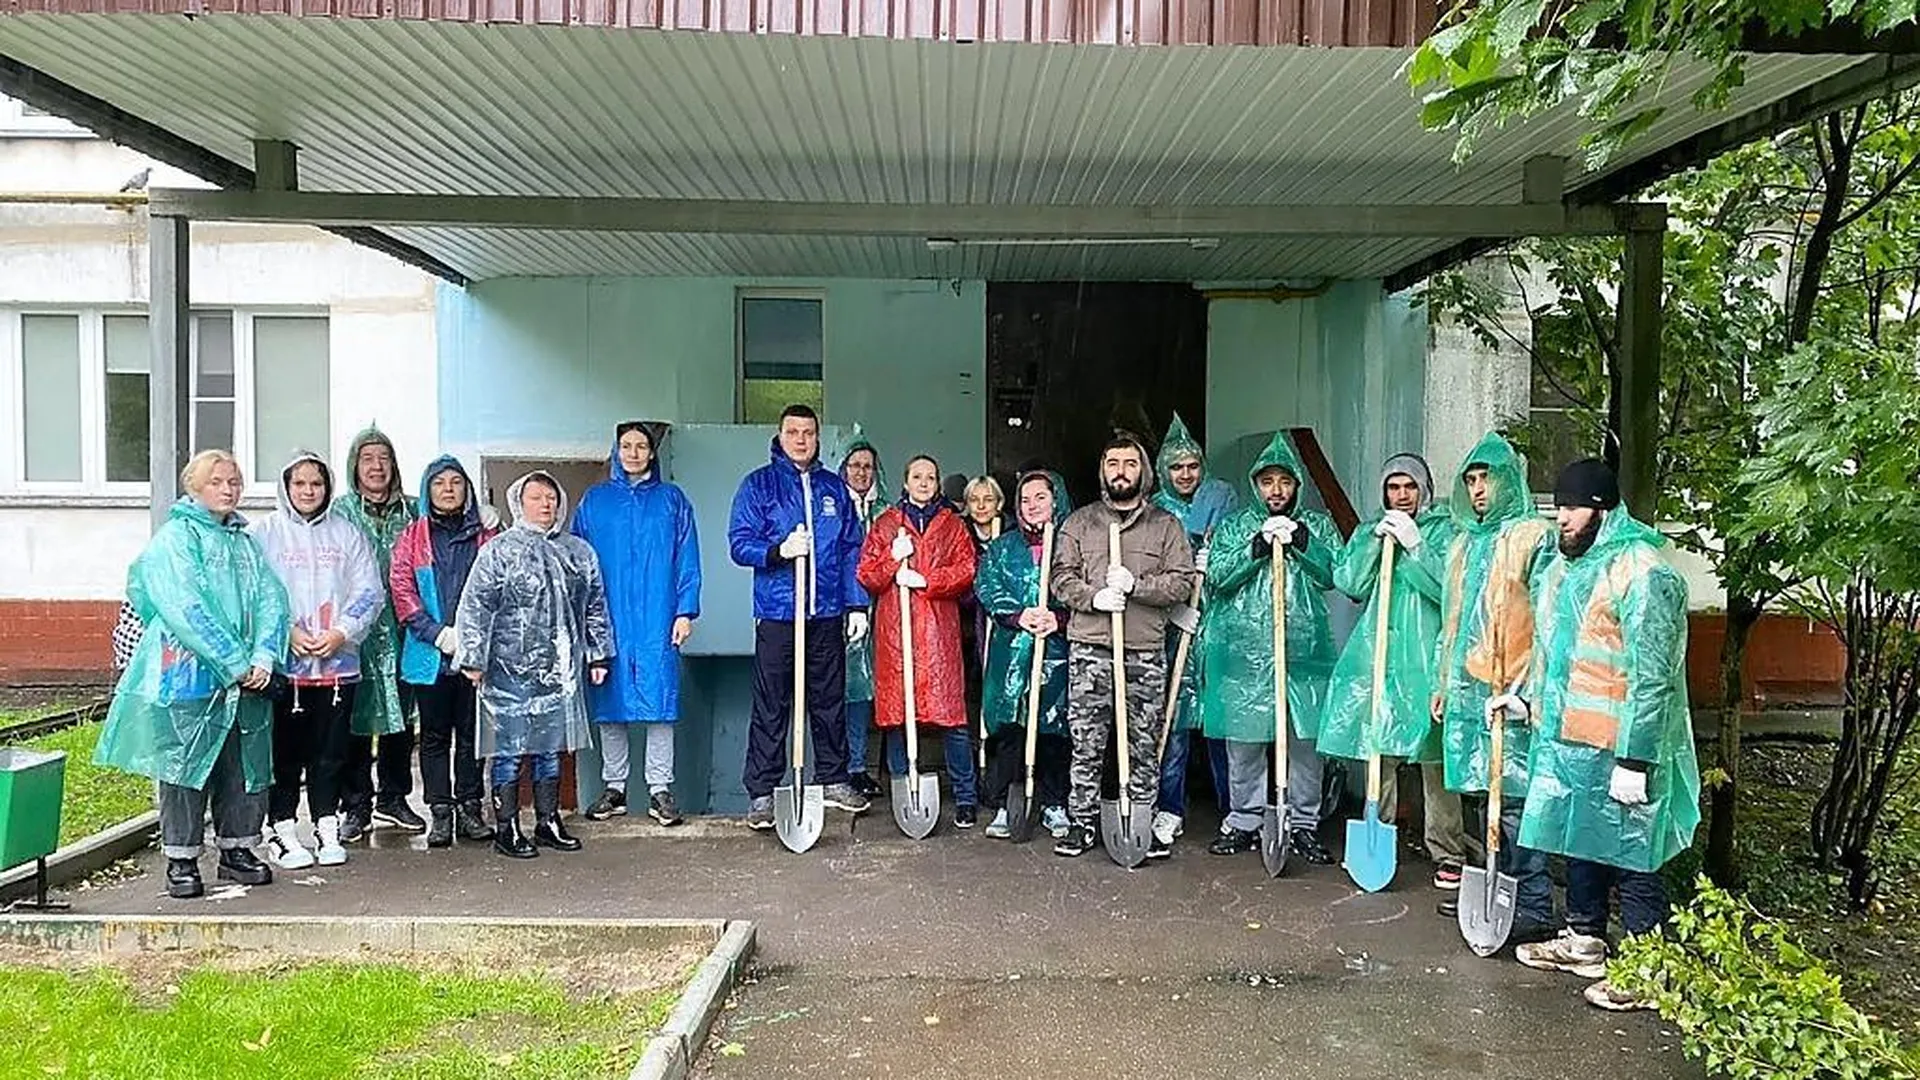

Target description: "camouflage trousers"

left=1065, top=643, right=1167, bottom=825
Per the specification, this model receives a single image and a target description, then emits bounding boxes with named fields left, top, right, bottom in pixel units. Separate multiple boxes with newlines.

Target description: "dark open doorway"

left=985, top=282, right=1209, bottom=508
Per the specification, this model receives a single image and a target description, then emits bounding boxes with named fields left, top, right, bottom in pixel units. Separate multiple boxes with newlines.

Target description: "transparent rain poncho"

left=454, top=472, right=613, bottom=760
left=1518, top=509, right=1702, bottom=872
left=95, top=496, right=290, bottom=792
left=975, top=471, right=1073, bottom=738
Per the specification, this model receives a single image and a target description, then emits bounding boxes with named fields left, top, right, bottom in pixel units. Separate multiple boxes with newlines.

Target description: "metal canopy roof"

left=0, top=13, right=1880, bottom=281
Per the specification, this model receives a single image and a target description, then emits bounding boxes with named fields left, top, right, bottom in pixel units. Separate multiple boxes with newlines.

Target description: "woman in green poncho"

left=974, top=470, right=1073, bottom=839
left=98, top=449, right=290, bottom=900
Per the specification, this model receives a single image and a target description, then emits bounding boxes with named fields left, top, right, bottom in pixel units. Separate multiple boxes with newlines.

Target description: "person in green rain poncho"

left=97, top=450, right=290, bottom=900
left=974, top=470, right=1074, bottom=839
left=1320, top=453, right=1469, bottom=886
left=838, top=425, right=886, bottom=798
left=1199, top=433, right=1339, bottom=865
left=1431, top=432, right=1557, bottom=934
left=1148, top=414, right=1237, bottom=851
left=1513, top=460, right=1700, bottom=1011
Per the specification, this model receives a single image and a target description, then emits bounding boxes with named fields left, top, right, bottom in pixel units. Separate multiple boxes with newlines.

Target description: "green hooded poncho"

left=1519, top=509, right=1701, bottom=872
left=1435, top=433, right=1556, bottom=794
left=1198, top=433, right=1339, bottom=744
left=96, top=496, right=290, bottom=792
left=1148, top=413, right=1238, bottom=733
left=330, top=426, right=418, bottom=736
left=1318, top=454, right=1457, bottom=764
left=839, top=426, right=884, bottom=706
left=975, top=471, right=1073, bottom=737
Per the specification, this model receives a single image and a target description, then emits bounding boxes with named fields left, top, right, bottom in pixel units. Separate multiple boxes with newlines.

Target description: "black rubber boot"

left=456, top=801, right=495, bottom=842
left=426, top=805, right=454, bottom=848
left=216, top=847, right=273, bottom=886
left=533, top=778, right=582, bottom=852
left=492, top=784, right=538, bottom=859
left=166, top=857, right=203, bottom=899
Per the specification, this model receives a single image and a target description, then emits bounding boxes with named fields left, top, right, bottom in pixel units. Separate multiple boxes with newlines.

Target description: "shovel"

left=1260, top=542, right=1291, bottom=878
left=1155, top=564, right=1207, bottom=766
left=1344, top=539, right=1399, bottom=892
left=1100, top=522, right=1153, bottom=868
left=774, top=551, right=824, bottom=854
left=891, top=529, right=940, bottom=839
left=1007, top=521, right=1055, bottom=844
left=1459, top=693, right=1519, bottom=956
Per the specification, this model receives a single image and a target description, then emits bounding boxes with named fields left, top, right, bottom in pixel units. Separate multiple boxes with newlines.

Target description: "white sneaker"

left=984, top=809, right=1011, bottom=839
left=1516, top=930, right=1608, bottom=978
left=268, top=820, right=316, bottom=870
left=313, top=815, right=348, bottom=867
left=1042, top=806, right=1070, bottom=838
left=1151, top=811, right=1182, bottom=846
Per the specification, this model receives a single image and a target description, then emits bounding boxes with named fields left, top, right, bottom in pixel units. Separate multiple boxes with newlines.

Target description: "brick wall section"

left=0, top=600, right=119, bottom=685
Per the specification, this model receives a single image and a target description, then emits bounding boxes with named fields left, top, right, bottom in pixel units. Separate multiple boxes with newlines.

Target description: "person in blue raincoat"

left=574, top=421, right=701, bottom=827
left=727, top=404, right=875, bottom=830
left=96, top=449, right=289, bottom=900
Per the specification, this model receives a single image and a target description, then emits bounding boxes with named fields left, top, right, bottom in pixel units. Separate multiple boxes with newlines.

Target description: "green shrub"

left=1610, top=878, right=1919, bottom=1079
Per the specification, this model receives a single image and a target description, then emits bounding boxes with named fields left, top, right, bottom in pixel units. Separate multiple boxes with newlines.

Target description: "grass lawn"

left=4, top=717, right=155, bottom=848
left=0, top=958, right=681, bottom=1079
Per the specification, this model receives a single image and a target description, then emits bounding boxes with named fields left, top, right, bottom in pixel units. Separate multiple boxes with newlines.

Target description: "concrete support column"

left=1617, top=207, right=1666, bottom=519
left=148, top=213, right=190, bottom=533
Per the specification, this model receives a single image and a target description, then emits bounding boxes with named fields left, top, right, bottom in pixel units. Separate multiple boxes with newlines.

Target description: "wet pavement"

left=65, top=811, right=1700, bottom=1079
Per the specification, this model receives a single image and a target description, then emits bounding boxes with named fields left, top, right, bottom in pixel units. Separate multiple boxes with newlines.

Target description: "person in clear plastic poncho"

left=1319, top=453, right=1470, bottom=882
left=455, top=471, right=613, bottom=859
left=974, top=470, right=1074, bottom=839
left=97, top=450, right=289, bottom=900
left=1431, top=432, right=1557, bottom=934
left=1513, top=460, right=1701, bottom=1011
left=1197, top=432, right=1339, bottom=865
left=1148, top=413, right=1237, bottom=849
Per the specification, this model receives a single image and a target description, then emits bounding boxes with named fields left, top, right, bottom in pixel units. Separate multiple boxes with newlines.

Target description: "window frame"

left=735, top=287, right=827, bottom=424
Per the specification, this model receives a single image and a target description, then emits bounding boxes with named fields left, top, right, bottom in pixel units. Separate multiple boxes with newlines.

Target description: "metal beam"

left=145, top=188, right=1632, bottom=240
left=149, top=215, right=190, bottom=534
left=252, top=139, right=300, bottom=193
left=1617, top=212, right=1666, bottom=519
left=0, top=53, right=469, bottom=286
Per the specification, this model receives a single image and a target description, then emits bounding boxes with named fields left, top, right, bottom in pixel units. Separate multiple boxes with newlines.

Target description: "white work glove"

left=434, top=626, right=458, bottom=656
left=1106, top=563, right=1136, bottom=594
left=1092, top=587, right=1127, bottom=613
left=778, top=525, right=812, bottom=560
left=1609, top=765, right=1650, bottom=806
left=1170, top=603, right=1201, bottom=636
left=479, top=503, right=503, bottom=531
left=895, top=566, right=927, bottom=589
left=1260, top=515, right=1298, bottom=546
left=1486, top=693, right=1529, bottom=723
left=890, top=532, right=915, bottom=561
left=845, top=611, right=869, bottom=645
left=1376, top=510, right=1422, bottom=552
left=1194, top=547, right=1210, bottom=575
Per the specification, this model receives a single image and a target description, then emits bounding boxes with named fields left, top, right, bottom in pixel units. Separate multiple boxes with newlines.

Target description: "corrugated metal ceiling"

left=0, top=14, right=1866, bottom=280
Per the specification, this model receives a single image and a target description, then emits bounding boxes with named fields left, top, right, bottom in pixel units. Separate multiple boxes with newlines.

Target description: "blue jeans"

left=490, top=751, right=561, bottom=787
left=1157, top=732, right=1230, bottom=818
left=1498, top=796, right=1553, bottom=930
left=847, top=699, right=874, bottom=774
left=885, top=728, right=978, bottom=807
left=1567, top=858, right=1670, bottom=938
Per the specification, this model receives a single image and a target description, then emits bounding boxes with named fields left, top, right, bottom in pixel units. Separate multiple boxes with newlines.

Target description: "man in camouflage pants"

left=1049, top=434, right=1196, bottom=858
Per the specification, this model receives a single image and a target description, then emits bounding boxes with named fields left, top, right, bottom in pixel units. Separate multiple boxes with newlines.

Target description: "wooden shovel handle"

left=1366, top=539, right=1396, bottom=804
left=791, top=554, right=807, bottom=773
left=1109, top=523, right=1130, bottom=811
left=898, top=527, right=920, bottom=775
left=1022, top=522, right=1055, bottom=795
left=1271, top=543, right=1287, bottom=803
left=1157, top=570, right=1206, bottom=759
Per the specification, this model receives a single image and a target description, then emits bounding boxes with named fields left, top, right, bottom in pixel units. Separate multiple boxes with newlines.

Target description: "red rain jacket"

left=856, top=503, right=977, bottom=729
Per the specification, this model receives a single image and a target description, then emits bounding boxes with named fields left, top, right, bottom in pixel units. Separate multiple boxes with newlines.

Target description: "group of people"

left=95, top=400, right=1699, bottom=1011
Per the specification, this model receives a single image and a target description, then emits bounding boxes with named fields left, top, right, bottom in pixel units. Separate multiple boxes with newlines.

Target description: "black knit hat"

left=1553, top=458, right=1620, bottom=510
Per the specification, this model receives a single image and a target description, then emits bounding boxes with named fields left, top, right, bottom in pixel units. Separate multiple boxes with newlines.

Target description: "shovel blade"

left=1457, top=863, right=1519, bottom=957
left=773, top=783, right=824, bottom=854
left=1099, top=799, right=1153, bottom=868
left=1260, top=804, right=1290, bottom=878
left=1342, top=801, right=1399, bottom=893
left=891, top=773, right=941, bottom=840
left=1005, top=782, right=1036, bottom=844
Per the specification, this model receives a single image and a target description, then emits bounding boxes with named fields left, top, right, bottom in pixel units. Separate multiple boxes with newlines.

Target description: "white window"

left=737, top=290, right=824, bottom=424
left=2, top=309, right=330, bottom=495
left=0, top=95, right=90, bottom=138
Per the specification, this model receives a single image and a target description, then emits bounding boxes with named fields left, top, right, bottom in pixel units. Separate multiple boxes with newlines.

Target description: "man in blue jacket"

left=729, top=404, right=874, bottom=828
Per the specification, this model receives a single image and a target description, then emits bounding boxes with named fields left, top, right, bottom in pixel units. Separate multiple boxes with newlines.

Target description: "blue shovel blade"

left=1343, top=800, right=1398, bottom=893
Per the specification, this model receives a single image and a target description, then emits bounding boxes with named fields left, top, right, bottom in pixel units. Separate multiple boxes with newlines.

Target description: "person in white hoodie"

left=252, top=451, right=385, bottom=869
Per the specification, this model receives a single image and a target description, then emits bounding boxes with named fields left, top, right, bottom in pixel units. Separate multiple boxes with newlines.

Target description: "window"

left=5, top=309, right=330, bottom=493
left=737, top=292, right=823, bottom=424
left=0, top=94, right=89, bottom=137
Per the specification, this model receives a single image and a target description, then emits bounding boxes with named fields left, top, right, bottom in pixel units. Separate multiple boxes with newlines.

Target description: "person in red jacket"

left=857, top=455, right=981, bottom=827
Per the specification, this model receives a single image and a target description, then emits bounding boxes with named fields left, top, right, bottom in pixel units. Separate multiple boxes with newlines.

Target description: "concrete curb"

left=0, top=912, right=723, bottom=957
left=0, top=810, right=158, bottom=904
left=632, top=919, right=757, bottom=1080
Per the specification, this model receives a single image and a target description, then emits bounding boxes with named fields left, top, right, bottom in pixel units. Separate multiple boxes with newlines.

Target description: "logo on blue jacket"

left=821, top=495, right=838, bottom=518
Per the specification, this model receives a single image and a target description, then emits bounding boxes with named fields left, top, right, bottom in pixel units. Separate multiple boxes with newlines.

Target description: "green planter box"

left=0, top=748, right=67, bottom=871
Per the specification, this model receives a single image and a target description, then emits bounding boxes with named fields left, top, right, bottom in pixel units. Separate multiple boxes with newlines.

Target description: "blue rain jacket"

left=727, top=438, right=868, bottom=621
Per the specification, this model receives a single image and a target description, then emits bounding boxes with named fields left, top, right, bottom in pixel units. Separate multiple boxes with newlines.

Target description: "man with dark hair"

left=729, top=404, right=874, bottom=829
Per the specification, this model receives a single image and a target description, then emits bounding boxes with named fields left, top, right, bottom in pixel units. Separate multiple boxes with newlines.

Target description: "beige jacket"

left=1050, top=499, right=1195, bottom=650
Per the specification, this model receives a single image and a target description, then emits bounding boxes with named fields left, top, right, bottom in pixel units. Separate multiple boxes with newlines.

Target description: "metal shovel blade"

left=1005, top=782, right=1036, bottom=844
left=1100, top=799, right=1153, bottom=868
left=774, top=782, right=824, bottom=854
left=891, top=772, right=941, bottom=840
left=1260, top=804, right=1290, bottom=878
left=1458, top=862, right=1519, bottom=957
left=1343, top=799, right=1398, bottom=893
